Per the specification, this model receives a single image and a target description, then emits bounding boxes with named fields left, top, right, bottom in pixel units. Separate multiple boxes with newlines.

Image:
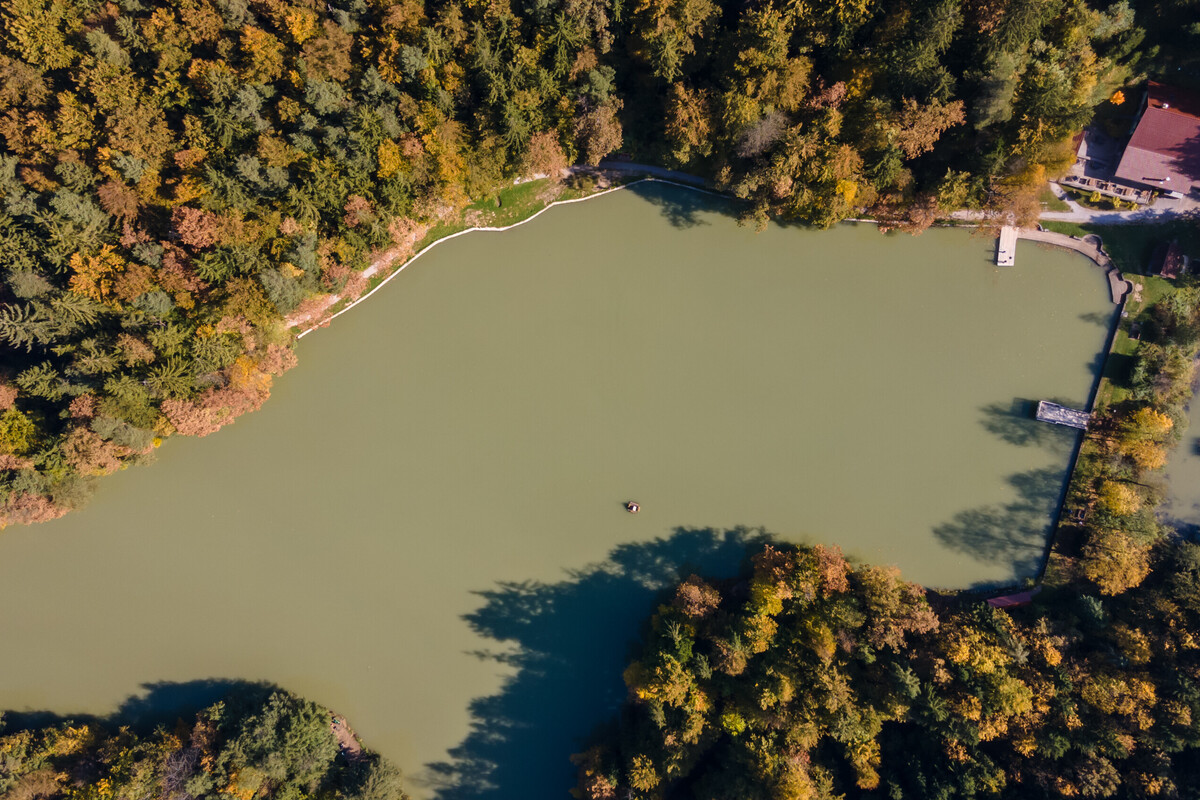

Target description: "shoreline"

left=294, top=164, right=1164, bottom=341
left=292, top=175, right=725, bottom=340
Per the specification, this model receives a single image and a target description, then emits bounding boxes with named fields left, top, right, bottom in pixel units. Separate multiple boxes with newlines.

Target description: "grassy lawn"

left=1062, top=189, right=1138, bottom=212
left=1092, top=274, right=1174, bottom=408
left=1039, top=187, right=1071, bottom=212
left=464, top=178, right=585, bottom=227
left=412, top=180, right=559, bottom=250
left=1095, top=222, right=1200, bottom=275
left=414, top=175, right=608, bottom=251
left=1058, top=220, right=1200, bottom=275
left=1039, top=220, right=1194, bottom=409
left=1039, top=219, right=1200, bottom=276
left=1040, top=220, right=1089, bottom=238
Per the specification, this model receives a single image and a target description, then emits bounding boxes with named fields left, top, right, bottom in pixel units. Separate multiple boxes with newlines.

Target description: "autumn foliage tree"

left=0, top=0, right=1172, bottom=525
left=579, top=539, right=1200, bottom=799
left=0, top=688, right=408, bottom=800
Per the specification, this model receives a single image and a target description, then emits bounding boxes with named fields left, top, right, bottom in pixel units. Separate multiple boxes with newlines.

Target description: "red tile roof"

left=1146, top=80, right=1200, bottom=117
left=1160, top=240, right=1185, bottom=279
left=1113, top=82, right=1200, bottom=194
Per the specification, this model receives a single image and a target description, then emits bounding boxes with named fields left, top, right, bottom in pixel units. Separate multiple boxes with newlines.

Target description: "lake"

left=1163, top=373, right=1200, bottom=539
left=0, top=183, right=1113, bottom=799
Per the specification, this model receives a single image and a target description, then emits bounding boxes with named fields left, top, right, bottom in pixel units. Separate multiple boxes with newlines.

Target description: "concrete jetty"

left=1036, top=401, right=1090, bottom=430
left=996, top=226, right=1017, bottom=266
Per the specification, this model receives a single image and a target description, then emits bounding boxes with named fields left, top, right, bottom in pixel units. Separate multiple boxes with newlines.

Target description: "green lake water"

left=1164, top=376, right=1200, bottom=538
left=0, top=183, right=1113, bottom=798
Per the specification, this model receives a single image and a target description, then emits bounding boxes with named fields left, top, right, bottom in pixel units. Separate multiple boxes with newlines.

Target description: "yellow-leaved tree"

left=68, top=245, right=126, bottom=304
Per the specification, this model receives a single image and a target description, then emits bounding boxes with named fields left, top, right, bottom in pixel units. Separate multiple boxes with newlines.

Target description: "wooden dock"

left=1036, top=401, right=1089, bottom=430
left=996, top=226, right=1017, bottom=266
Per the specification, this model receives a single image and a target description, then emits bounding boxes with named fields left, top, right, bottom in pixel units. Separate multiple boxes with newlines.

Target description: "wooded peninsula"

left=0, top=689, right=406, bottom=800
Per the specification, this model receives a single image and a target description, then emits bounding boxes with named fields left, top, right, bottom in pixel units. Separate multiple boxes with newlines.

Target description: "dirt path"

left=282, top=220, right=433, bottom=333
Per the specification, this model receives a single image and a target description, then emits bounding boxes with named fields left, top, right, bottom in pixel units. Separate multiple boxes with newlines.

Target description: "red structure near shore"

left=987, top=586, right=1043, bottom=609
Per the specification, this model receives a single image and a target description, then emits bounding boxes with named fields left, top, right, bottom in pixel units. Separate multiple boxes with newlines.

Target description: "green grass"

left=1093, top=275, right=1174, bottom=409
left=1040, top=221, right=1090, bottom=238
left=1038, top=220, right=1200, bottom=277
left=414, top=176, right=603, bottom=250
left=1040, top=221, right=1193, bottom=409
left=1088, top=221, right=1200, bottom=276
left=1063, top=189, right=1131, bottom=212
left=1038, top=187, right=1071, bottom=212
left=1128, top=274, right=1174, bottom=314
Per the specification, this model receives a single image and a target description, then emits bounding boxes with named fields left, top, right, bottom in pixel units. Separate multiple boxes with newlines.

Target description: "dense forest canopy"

left=0, top=689, right=406, bottom=800
left=573, top=540, right=1200, bottom=800
left=0, top=0, right=1197, bottom=525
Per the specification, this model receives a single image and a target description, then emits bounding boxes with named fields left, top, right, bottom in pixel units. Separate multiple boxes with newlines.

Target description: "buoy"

left=626, top=501, right=640, bottom=513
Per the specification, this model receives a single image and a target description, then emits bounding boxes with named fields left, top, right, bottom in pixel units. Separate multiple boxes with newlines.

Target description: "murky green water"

left=0, top=184, right=1112, bottom=798
left=1164, top=376, right=1200, bottom=537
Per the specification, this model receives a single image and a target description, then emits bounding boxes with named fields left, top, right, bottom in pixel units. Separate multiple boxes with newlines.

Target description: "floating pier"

left=996, top=226, right=1017, bottom=266
left=1036, top=401, right=1090, bottom=430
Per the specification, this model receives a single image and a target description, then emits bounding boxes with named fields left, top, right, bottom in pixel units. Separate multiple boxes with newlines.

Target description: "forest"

left=0, top=0, right=1197, bottom=524
left=0, top=689, right=406, bottom=800
left=572, top=539, right=1200, bottom=800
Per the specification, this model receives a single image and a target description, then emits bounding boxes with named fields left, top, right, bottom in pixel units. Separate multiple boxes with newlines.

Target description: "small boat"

left=625, top=501, right=640, bottom=513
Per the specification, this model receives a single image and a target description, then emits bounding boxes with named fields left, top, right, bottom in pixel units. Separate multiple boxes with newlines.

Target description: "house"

left=1153, top=239, right=1186, bottom=279
left=1062, top=82, right=1200, bottom=204
left=1112, top=82, right=1200, bottom=199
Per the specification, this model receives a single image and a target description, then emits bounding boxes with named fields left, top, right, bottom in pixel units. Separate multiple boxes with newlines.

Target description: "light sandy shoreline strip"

left=294, top=176, right=725, bottom=339
left=301, top=174, right=1132, bottom=337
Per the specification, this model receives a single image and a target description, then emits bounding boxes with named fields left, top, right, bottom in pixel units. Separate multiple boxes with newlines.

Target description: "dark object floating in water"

left=625, top=501, right=640, bottom=513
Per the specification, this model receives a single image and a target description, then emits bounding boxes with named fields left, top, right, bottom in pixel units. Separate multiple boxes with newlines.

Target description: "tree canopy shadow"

left=627, top=181, right=723, bottom=229
left=0, top=679, right=276, bottom=736
left=1080, top=310, right=1114, bottom=327
left=979, top=398, right=1080, bottom=454
left=1165, top=514, right=1200, bottom=542
left=422, top=526, right=771, bottom=800
left=933, top=465, right=1072, bottom=587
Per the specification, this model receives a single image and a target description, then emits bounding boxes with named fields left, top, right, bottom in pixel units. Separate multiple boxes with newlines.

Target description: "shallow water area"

left=0, top=183, right=1112, bottom=799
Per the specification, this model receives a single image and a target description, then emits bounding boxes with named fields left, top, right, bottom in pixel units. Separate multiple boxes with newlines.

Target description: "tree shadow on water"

left=979, top=398, right=1080, bottom=454
left=1, top=679, right=275, bottom=735
left=933, top=465, right=1072, bottom=587
left=1080, top=310, right=1115, bottom=327
left=422, top=526, right=771, bottom=800
left=627, top=181, right=724, bottom=229
left=950, top=399, right=1087, bottom=587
